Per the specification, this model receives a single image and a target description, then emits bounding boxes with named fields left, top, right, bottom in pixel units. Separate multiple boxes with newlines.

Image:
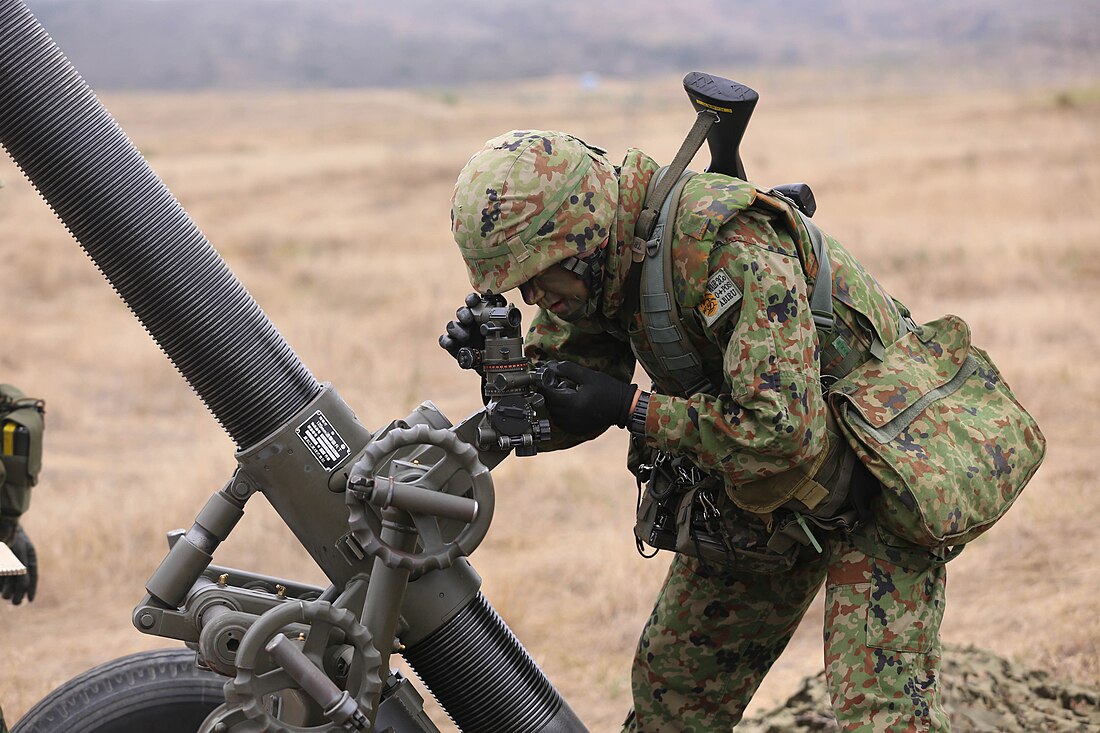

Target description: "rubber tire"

left=12, top=648, right=225, bottom=733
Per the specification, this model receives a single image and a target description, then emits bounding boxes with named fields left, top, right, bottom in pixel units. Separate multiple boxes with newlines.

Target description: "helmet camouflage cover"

left=451, top=130, right=619, bottom=294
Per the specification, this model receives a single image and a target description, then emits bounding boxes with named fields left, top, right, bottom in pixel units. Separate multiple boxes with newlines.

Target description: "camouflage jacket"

left=525, top=150, right=905, bottom=492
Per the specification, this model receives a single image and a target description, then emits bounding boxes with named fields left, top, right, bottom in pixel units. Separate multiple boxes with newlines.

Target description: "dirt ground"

left=0, top=68, right=1098, bottom=730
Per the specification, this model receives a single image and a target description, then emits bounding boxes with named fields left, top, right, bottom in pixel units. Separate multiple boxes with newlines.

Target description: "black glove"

left=538, top=361, right=637, bottom=436
left=1, top=524, right=37, bottom=605
left=438, top=293, right=486, bottom=370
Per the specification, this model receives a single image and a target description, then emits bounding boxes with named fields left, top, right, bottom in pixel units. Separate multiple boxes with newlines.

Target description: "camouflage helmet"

left=451, top=130, right=619, bottom=294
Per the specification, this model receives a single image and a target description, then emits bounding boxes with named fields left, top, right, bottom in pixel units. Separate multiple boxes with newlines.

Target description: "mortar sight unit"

left=453, top=292, right=552, bottom=457
left=0, top=2, right=758, bottom=727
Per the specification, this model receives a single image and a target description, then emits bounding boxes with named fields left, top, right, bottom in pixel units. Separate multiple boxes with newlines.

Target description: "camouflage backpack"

left=827, top=313, right=1046, bottom=547
left=784, top=206, right=1046, bottom=549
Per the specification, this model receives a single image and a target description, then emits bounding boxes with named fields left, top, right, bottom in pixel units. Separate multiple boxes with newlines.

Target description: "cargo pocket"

left=864, top=553, right=945, bottom=654
left=825, top=537, right=949, bottom=728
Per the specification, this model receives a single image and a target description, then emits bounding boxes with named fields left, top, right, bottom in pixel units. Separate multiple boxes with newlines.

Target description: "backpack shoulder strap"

left=637, top=168, right=721, bottom=397
left=794, top=209, right=835, bottom=334
left=637, top=187, right=842, bottom=399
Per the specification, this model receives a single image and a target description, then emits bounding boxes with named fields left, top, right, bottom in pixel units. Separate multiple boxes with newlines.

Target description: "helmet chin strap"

left=557, top=254, right=594, bottom=283
left=556, top=246, right=607, bottom=322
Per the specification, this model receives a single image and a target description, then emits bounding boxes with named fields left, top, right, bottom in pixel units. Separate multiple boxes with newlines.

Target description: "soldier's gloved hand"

left=438, top=293, right=486, bottom=371
left=1, top=524, right=38, bottom=605
left=538, top=361, right=637, bottom=436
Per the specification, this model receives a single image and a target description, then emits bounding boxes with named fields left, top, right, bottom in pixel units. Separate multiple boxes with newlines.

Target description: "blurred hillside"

left=21, top=0, right=1100, bottom=91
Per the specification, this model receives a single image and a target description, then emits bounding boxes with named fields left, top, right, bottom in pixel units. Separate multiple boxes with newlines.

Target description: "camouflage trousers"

left=622, top=525, right=949, bottom=732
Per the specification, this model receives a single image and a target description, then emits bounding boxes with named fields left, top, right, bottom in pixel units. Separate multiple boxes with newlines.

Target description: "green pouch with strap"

left=0, top=384, right=45, bottom=496
left=828, top=315, right=1045, bottom=547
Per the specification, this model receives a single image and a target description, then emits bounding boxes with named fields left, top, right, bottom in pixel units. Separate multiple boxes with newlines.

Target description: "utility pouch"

left=633, top=450, right=693, bottom=554
left=829, top=315, right=1045, bottom=548
left=634, top=452, right=799, bottom=574
left=675, top=486, right=800, bottom=574
left=0, top=385, right=45, bottom=495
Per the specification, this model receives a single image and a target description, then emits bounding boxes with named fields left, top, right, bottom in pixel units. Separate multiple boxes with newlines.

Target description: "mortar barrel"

left=0, top=0, right=321, bottom=450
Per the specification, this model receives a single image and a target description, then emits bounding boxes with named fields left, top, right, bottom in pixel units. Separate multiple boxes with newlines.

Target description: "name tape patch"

left=697, top=269, right=743, bottom=326
left=296, top=411, right=351, bottom=470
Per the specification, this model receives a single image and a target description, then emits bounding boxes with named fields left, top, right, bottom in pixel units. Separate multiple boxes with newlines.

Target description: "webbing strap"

left=639, top=169, right=720, bottom=397
left=633, top=111, right=718, bottom=257
left=620, top=111, right=718, bottom=330
left=637, top=192, right=838, bottom=400
left=796, top=210, right=835, bottom=333
left=823, top=334, right=872, bottom=378
left=802, top=213, right=923, bottom=367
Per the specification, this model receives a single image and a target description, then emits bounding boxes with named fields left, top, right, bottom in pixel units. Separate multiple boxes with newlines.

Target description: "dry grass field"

left=0, top=69, right=1097, bottom=730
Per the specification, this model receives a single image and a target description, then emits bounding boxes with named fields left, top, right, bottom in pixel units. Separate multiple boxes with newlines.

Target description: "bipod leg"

left=140, top=469, right=256, bottom=611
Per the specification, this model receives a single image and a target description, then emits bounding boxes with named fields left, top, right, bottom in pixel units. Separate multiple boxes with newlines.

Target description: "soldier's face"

left=518, top=264, right=590, bottom=319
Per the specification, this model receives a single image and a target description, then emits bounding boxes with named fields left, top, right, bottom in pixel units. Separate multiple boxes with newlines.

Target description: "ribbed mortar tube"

left=0, top=0, right=321, bottom=449
left=404, top=593, right=587, bottom=733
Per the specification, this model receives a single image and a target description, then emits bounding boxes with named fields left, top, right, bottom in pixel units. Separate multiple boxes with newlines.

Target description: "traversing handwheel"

left=224, top=600, right=382, bottom=733
left=345, top=425, right=494, bottom=574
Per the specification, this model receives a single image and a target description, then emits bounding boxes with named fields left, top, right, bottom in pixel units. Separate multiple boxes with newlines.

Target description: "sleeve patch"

left=698, top=269, right=743, bottom=326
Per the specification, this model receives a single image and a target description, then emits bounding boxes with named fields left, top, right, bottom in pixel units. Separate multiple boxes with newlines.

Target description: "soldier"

left=0, top=455, right=38, bottom=608
left=0, top=383, right=42, bottom=733
left=441, top=130, right=954, bottom=732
